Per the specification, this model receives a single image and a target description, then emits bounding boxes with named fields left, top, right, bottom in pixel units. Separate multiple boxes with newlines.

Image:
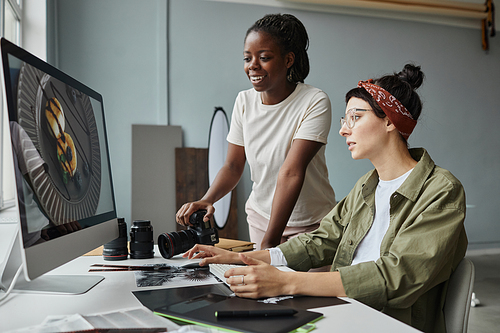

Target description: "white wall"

left=49, top=0, right=500, bottom=249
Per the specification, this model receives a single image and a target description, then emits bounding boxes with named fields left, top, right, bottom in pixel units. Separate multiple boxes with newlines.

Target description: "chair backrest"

left=444, top=258, right=475, bottom=333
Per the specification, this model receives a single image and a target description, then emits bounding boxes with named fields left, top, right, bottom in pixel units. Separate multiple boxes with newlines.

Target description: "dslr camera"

left=158, top=210, right=219, bottom=259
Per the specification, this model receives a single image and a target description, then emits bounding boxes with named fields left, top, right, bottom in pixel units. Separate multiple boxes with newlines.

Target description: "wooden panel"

left=175, top=148, right=206, bottom=211
left=175, top=148, right=238, bottom=240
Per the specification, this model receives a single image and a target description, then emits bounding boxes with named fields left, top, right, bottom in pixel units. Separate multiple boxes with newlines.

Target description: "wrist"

left=199, top=196, right=214, bottom=205
left=282, top=271, right=300, bottom=295
left=261, top=235, right=280, bottom=249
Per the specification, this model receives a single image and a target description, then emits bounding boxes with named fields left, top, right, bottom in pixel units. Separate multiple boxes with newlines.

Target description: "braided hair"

left=246, top=14, right=310, bottom=83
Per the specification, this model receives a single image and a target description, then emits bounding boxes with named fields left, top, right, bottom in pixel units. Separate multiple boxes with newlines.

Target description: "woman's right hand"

left=176, top=201, right=215, bottom=226
left=182, top=244, right=241, bottom=266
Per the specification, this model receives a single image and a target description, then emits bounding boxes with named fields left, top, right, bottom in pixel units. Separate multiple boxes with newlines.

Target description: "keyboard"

left=209, top=263, right=245, bottom=287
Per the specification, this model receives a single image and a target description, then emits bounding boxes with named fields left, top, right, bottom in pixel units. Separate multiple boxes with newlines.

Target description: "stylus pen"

left=215, top=309, right=298, bottom=318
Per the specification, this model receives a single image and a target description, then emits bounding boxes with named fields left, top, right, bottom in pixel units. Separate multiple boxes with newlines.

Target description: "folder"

left=215, top=238, right=255, bottom=252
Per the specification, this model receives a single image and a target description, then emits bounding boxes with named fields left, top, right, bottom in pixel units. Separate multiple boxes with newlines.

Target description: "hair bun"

left=398, top=64, right=424, bottom=90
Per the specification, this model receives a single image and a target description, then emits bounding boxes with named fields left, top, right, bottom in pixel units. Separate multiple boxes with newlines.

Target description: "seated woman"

left=184, top=64, right=467, bottom=333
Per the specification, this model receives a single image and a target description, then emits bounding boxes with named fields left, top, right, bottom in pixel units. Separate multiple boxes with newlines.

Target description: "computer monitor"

left=0, top=38, right=118, bottom=294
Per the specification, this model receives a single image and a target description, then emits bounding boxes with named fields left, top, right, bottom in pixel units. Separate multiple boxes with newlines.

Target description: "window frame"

left=1, top=0, right=23, bottom=208
left=1, top=0, right=23, bottom=44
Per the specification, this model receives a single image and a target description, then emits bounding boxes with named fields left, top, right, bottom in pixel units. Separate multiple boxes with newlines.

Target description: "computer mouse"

left=182, top=262, right=205, bottom=269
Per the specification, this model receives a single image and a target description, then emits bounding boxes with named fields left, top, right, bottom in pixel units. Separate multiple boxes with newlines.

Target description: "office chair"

left=444, top=258, right=475, bottom=333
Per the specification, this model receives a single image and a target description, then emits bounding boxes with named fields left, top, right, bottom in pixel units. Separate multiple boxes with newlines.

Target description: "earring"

left=287, top=68, right=294, bottom=82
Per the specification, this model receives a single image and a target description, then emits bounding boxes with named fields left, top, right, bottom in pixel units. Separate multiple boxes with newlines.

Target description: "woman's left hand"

left=224, top=253, right=293, bottom=299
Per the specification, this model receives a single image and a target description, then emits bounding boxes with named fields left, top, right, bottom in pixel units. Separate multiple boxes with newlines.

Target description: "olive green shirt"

left=278, top=148, right=467, bottom=333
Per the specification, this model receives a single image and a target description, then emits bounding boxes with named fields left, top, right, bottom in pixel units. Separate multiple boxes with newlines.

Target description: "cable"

left=0, top=265, right=23, bottom=304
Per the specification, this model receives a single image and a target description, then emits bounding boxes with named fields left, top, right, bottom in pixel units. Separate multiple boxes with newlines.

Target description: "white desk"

left=0, top=249, right=420, bottom=333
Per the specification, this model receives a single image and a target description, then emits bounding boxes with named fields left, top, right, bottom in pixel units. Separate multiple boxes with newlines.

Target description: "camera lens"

left=158, top=229, right=197, bottom=259
left=103, top=218, right=128, bottom=261
left=129, top=220, right=154, bottom=259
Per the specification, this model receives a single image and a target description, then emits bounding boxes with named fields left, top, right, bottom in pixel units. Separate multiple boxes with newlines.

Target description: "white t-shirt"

left=351, top=169, right=413, bottom=265
left=227, top=83, right=336, bottom=227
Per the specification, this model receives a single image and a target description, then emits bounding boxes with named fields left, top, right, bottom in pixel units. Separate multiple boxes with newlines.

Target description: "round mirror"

left=208, top=107, right=231, bottom=229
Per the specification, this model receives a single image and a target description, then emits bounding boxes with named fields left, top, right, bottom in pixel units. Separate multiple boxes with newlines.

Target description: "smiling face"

left=243, top=31, right=295, bottom=105
left=339, top=97, right=390, bottom=161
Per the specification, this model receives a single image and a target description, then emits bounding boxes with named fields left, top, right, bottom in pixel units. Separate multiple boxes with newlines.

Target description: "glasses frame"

left=340, top=108, right=371, bottom=129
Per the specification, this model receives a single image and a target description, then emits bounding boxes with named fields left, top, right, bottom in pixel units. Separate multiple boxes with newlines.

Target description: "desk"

left=0, top=249, right=420, bottom=333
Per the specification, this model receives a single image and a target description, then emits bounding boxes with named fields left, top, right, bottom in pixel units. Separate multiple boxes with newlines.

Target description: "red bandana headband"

left=358, top=79, right=417, bottom=140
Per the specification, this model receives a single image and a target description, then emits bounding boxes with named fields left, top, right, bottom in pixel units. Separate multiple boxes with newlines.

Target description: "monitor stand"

left=1, top=220, right=104, bottom=295
left=14, top=274, right=104, bottom=294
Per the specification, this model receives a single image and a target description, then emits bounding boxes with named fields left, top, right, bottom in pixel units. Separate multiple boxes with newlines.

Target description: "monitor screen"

left=0, top=38, right=118, bottom=293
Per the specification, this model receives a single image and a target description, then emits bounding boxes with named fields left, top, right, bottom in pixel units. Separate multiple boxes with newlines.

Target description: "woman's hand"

left=182, top=244, right=241, bottom=265
left=225, top=253, right=293, bottom=299
left=226, top=253, right=346, bottom=299
left=176, top=201, right=214, bottom=226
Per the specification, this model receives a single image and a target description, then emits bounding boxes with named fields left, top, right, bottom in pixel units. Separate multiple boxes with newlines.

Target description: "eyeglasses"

left=340, top=108, right=371, bottom=129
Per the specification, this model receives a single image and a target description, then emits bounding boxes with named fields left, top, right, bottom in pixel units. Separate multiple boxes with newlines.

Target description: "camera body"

left=187, top=210, right=219, bottom=245
left=158, top=210, right=219, bottom=259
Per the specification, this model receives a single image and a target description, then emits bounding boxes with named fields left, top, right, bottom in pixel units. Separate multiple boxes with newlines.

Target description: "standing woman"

left=176, top=14, right=335, bottom=250
left=185, top=64, right=468, bottom=333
